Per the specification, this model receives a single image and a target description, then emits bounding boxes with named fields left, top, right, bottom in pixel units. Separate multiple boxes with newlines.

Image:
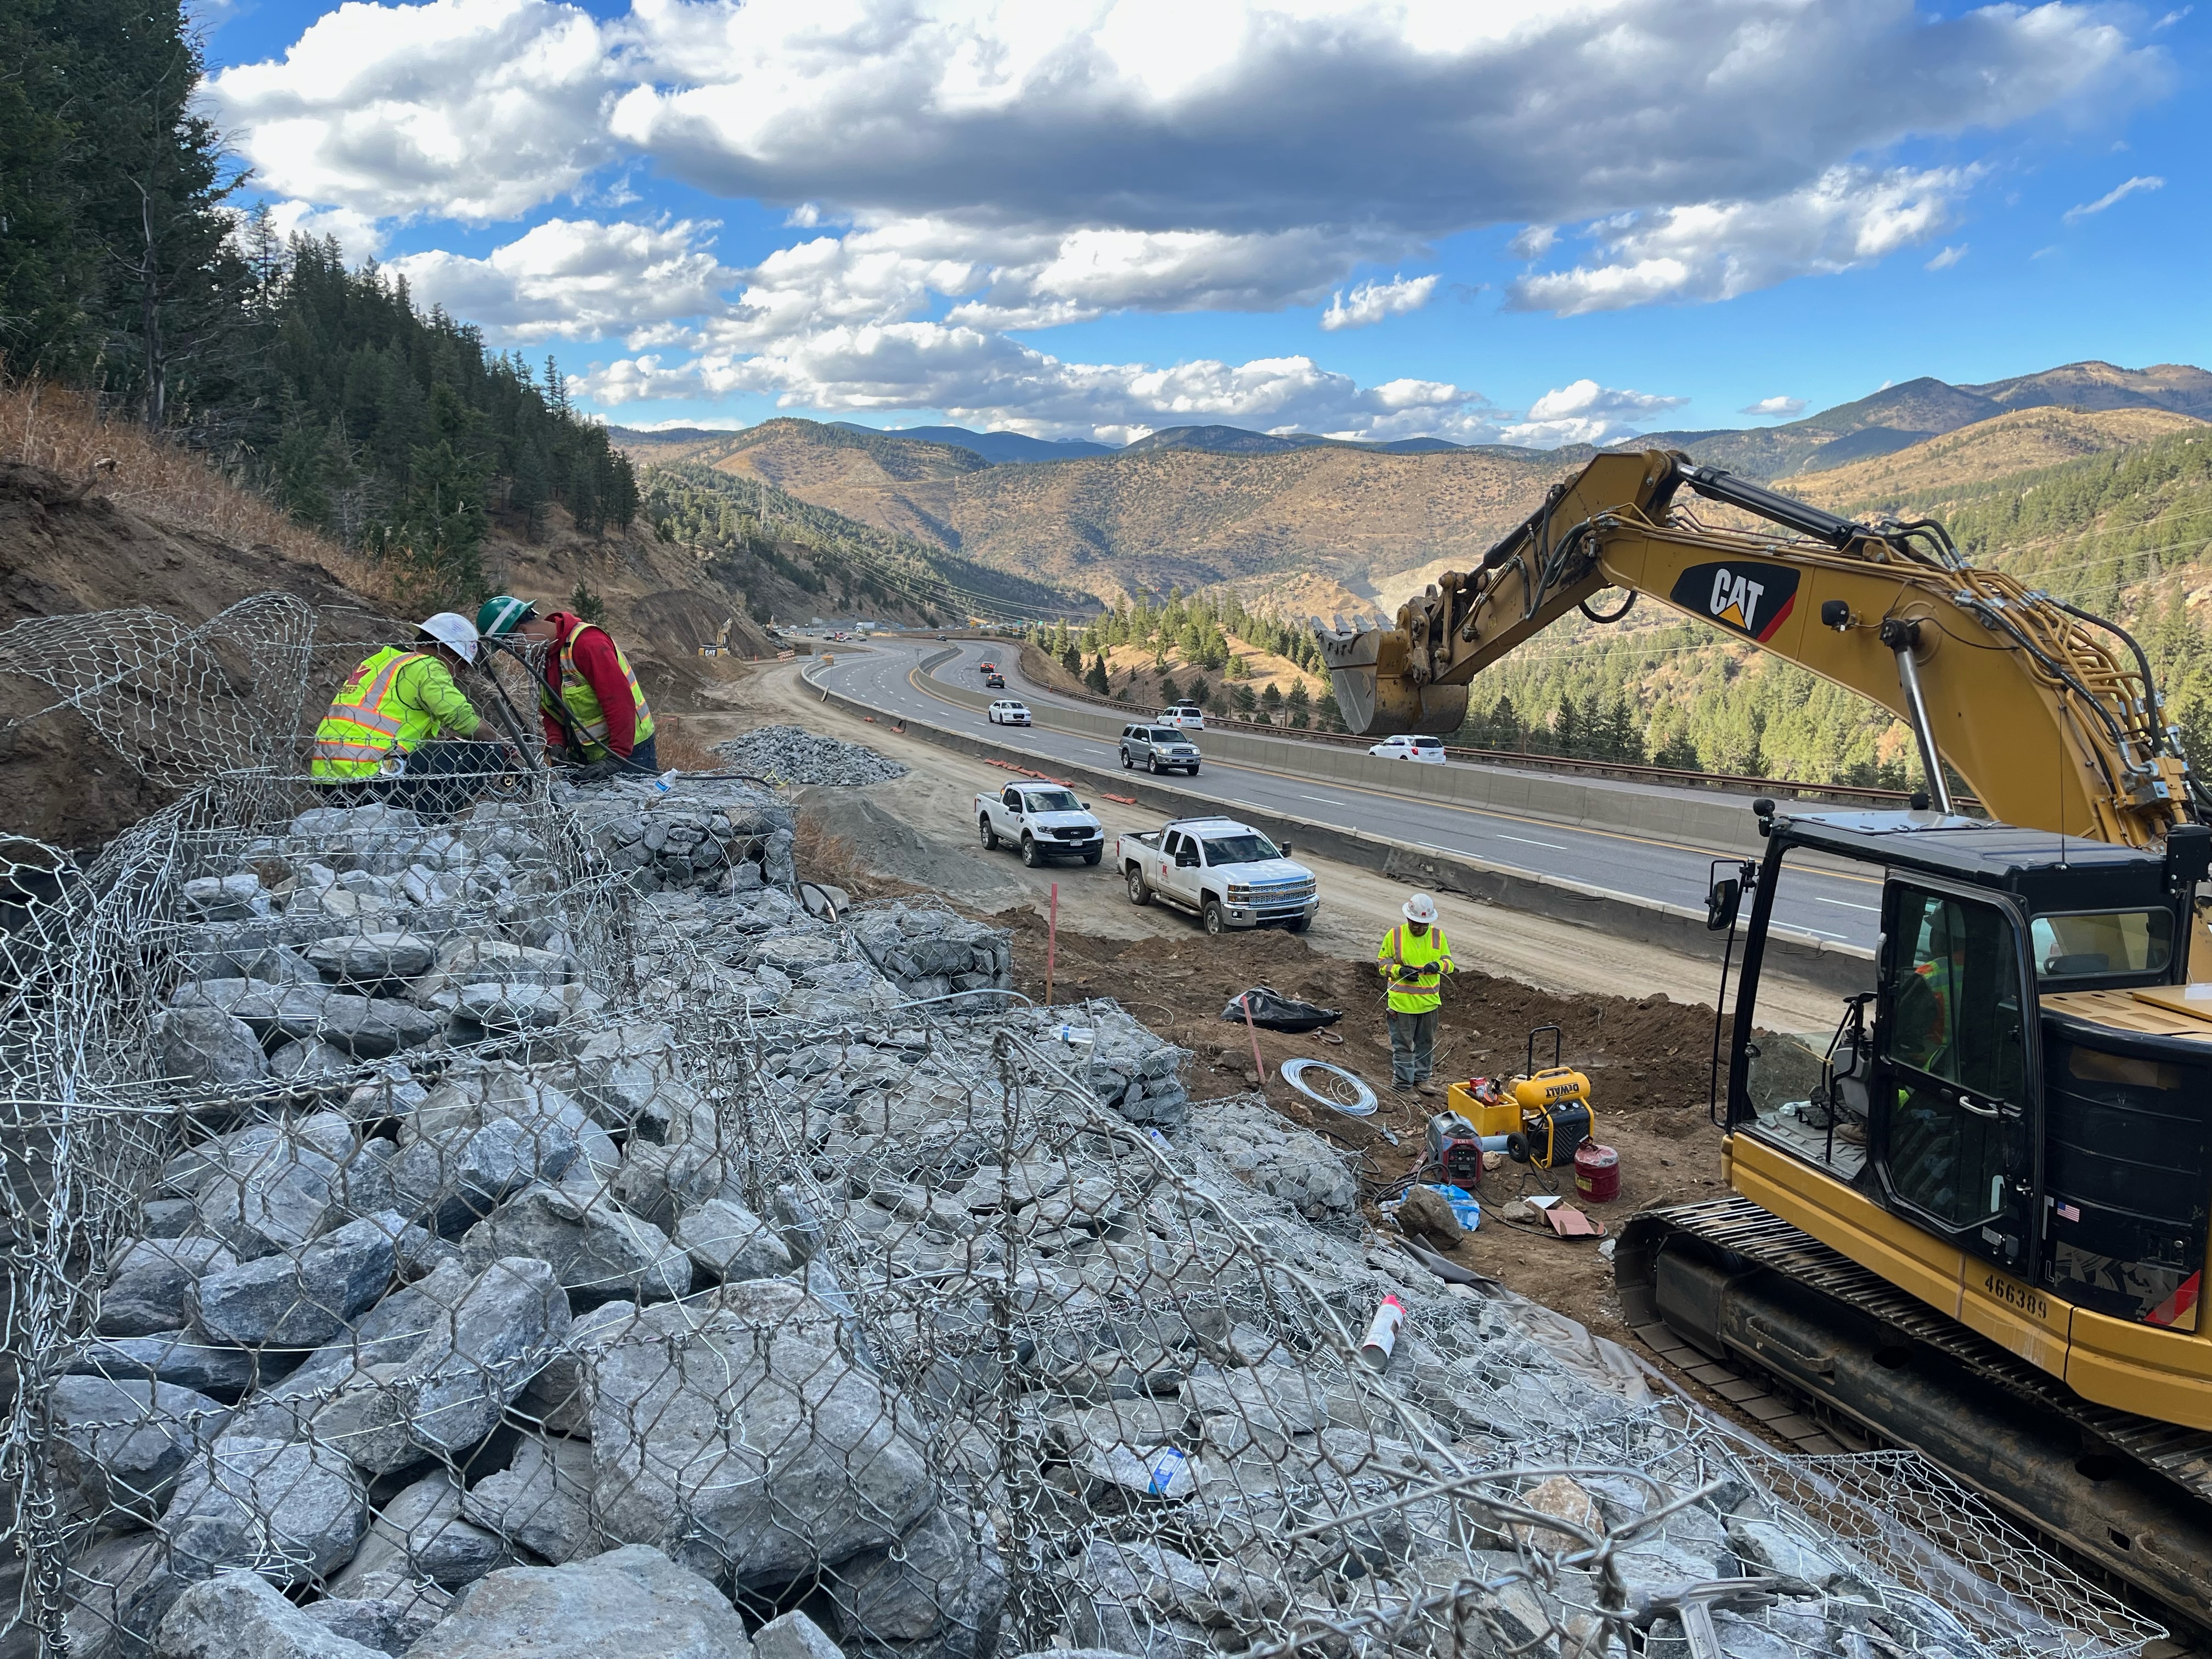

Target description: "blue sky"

left=199, top=0, right=2210, bottom=446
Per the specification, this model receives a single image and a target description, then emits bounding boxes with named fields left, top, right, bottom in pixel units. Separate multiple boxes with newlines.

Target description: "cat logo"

left=1667, top=561, right=1801, bottom=644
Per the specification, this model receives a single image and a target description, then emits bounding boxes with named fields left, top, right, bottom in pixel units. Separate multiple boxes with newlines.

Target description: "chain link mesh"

left=0, top=596, right=2169, bottom=1659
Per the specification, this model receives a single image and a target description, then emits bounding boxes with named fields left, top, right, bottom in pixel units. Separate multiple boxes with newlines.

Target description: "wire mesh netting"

left=0, top=596, right=2170, bottom=1659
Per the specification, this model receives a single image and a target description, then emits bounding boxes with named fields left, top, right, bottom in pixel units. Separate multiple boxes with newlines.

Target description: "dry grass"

left=0, top=379, right=397, bottom=604
left=651, top=710, right=726, bottom=772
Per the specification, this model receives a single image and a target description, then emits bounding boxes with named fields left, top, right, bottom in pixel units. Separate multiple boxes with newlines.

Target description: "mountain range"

left=606, top=359, right=2212, bottom=610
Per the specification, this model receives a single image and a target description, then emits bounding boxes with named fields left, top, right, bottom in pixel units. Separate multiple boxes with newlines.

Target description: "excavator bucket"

left=1312, top=616, right=1469, bottom=737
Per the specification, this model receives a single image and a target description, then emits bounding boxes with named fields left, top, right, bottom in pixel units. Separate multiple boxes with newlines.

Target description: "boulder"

left=61, top=1531, right=190, bottom=1658
left=515, top=1298, right=639, bottom=1436
left=454, top=981, right=567, bottom=1030
left=306, top=932, right=439, bottom=986
left=589, top=1280, right=937, bottom=1587
left=298, top=1583, right=453, bottom=1656
left=407, top=1068, right=617, bottom=1173
left=65, top=1334, right=262, bottom=1403
left=405, top=1545, right=753, bottom=1658
left=153, top=1570, right=385, bottom=1659
left=182, top=1113, right=373, bottom=1257
left=99, top=1238, right=238, bottom=1337
left=270, top=1039, right=354, bottom=1084
left=191, top=1214, right=397, bottom=1348
left=48, top=1374, right=230, bottom=1524
left=828, top=1505, right=1006, bottom=1659
left=156, top=1006, right=268, bottom=1088
left=460, top=1432, right=598, bottom=1565
left=1396, top=1184, right=1464, bottom=1249
left=753, top=1611, right=844, bottom=1659
left=462, top=1184, right=691, bottom=1304
left=329, top=1466, right=504, bottom=1594
left=672, top=1198, right=794, bottom=1283
left=161, top=1436, right=368, bottom=1585
left=181, top=874, right=266, bottom=922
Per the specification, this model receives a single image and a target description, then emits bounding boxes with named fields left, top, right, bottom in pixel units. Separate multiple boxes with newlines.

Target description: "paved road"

left=808, top=639, right=1885, bottom=951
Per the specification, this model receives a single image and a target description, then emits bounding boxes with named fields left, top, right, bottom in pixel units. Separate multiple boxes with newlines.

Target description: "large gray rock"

left=307, top=1255, right=571, bottom=1473
left=182, top=874, right=266, bottom=921
left=407, top=1068, right=617, bottom=1172
left=753, top=1612, right=843, bottom=1659
left=611, top=1136, right=748, bottom=1233
left=156, top=1005, right=270, bottom=1088
left=589, top=1280, right=936, bottom=1587
left=329, top=1467, right=504, bottom=1594
left=515, top=1299, right=639, bottom=1435
left=153, top=1570, right=385, bottom=1658
left=299, top=1584, right=453, bottom=1657
left=454, top=981, right=567, bottom=1030
left=191, top=1214, right=397, bottom=1348
left=672, top=1199, right=794, bottom=1283
left=306, top=932, right=439, bottom=986
left=161, top=1436, right=368, bottom=1585
left=392, top=1116, right=580, bottom=1236
left=463, top=1184, right=690, bottom=1304
left=828, top=1505, right=1006, bottom=1659
left=100, top=1238, right=238, bottom=1337
left=460, top=1432, right=598, bottom=1565
left=65, top=1333, right=263, bottom=1402
left=171, top=981, right=435, bottom=1057
left=178, top=1113, right=378, bottom=1257
left=405, top=1545, right=753, bottom=1658
left=61, top=1531, right=190, bottom=1658
left=270, top=1039, right=354, bottom=1084
left=49, top=1374, right=230, bottom=1525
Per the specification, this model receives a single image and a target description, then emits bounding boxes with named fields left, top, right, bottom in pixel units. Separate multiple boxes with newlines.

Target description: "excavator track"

left=1621, top=1197, right=2212, bottom=1641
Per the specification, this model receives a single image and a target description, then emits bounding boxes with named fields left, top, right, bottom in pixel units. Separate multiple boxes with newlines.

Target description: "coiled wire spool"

left=1280, top=1057, right=1378, bottom=1117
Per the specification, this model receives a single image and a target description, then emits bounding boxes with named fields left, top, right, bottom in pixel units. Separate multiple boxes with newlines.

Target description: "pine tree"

left=1085, top=653, right=1110, bottom=695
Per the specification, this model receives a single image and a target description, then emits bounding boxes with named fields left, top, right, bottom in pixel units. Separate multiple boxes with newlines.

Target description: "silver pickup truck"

left=976, top=782, right=1105, bottom=866
left=1118, top=816, right=1319, bottom=934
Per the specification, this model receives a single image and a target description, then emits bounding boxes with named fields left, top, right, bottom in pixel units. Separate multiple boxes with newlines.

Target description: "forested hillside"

left=1, top=0, right=636, bottom=614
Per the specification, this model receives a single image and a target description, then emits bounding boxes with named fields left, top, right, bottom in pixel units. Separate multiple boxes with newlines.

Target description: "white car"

left=1369, top=733, right=1448, bottom=764
left=1160, top=702, right=1206, bottom=730
left=987, top=699, right=1033, bottom=726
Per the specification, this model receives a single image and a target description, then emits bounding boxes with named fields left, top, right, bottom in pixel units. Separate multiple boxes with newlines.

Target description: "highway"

left=805, top=637, right=1886, bottom=952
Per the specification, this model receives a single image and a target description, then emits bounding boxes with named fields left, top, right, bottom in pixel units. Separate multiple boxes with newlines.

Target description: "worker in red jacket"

left=476, top=596, right=657, bottom=777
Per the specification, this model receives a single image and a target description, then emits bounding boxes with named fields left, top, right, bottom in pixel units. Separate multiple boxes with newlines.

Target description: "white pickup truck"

left=975, top=782, right=1106, bottom=867
left=1118, top=816, right=1319, bottom=934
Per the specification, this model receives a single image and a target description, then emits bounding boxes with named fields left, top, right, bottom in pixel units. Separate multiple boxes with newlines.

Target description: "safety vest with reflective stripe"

left=541, top=623, right=655, bottom=761
left=311, top=648, right=436, bottom=781
left=1379, top=922, right=1454, bottom=1013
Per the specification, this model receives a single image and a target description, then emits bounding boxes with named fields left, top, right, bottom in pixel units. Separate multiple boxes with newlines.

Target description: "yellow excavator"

left=1317, top=449, right=2212, bottom=1627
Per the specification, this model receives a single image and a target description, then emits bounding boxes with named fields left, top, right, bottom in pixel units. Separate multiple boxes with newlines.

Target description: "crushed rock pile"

left=23, top=752, right=2149, bottom=1659
left=562, top=776, right=797, bottom=898
left=715, top=725, right=908, bottom=787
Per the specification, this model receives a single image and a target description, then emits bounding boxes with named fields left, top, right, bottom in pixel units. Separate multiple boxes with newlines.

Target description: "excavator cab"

left=1723, top=808, right=2212, bottom=1351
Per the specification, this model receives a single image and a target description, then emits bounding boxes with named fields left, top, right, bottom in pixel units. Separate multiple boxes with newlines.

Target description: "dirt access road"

left=682, top=658, right=1848, bottom=1362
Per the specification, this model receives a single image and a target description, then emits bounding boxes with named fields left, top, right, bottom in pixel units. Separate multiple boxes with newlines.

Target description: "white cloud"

left=1740, top=396, right=1807, bottom=418
left=256, top=199, right=388, bottom=261
left=1925, top=243, right=1967, bottom=270
left=1508, top=166, right=1970, bottom=315
left=2063, top=175, right=2165, bottom=223
left=387, top=218, right=736, bottom=346
left=2155, top=8, right=2191, bottom=29
left=1508, top=225, right=1557, bottom=259
left=1497, top=380, right=1688, bottom=448
left=1319, top=274, right=1439, bottom=331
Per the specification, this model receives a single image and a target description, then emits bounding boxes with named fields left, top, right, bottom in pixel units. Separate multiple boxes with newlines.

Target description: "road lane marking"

left=1815, top=896, right=1880, bottom=911
left=1301, top=794, right=1350, bottom=805
left=1498, top=833, right=1569, bottom=849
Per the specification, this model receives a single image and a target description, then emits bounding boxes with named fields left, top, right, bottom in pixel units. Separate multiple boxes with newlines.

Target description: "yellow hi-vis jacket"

left=1378, top=921, right=1454, bottom=1013
left=541, top=621, right=655, bottom=763
left=310, top=646, right=481, bottom=781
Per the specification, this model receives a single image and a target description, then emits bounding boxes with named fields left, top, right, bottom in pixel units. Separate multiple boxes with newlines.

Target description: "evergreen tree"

left=1085, top=653, right=1110, bottom=695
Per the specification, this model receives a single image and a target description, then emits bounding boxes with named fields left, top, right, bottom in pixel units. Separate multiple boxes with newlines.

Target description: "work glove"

left=567, top=759, right=626, bottom=785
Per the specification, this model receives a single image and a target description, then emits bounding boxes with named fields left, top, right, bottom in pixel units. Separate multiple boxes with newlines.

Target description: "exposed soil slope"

left=1788, top=406, right=2208, bottom=512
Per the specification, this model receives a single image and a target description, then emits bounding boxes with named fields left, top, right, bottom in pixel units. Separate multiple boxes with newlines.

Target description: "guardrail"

left=998, top=642, right=1972, bottom=814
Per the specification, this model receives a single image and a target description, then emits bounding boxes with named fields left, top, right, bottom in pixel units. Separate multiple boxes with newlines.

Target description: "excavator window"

left=2028, top=909, right=2174, bottom=983
left=1880, top=885, right=2031, bottom=1240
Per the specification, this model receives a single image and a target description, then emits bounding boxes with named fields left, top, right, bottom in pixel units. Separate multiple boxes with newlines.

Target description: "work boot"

left=1415, top=1080, right=1439, bottom=1098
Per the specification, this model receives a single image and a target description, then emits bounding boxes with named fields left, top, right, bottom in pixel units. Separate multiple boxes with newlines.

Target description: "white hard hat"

left=1402, top=893, right=1440, bottom=924
left=417, top=612, right=480, bottom=665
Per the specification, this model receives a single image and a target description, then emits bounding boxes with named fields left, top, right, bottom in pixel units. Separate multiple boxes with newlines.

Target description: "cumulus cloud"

left=1740, top=395, right=1807, bottom=417
left=257, top=199, right=388, bottom=261
left=1508, top=166, right=1970, bottom=315
left=1498, top=380, right=1688, bottom=448
left=2063, top=175, right=2164, bottom=223
left=387, top=218, right=736, bottom=346
left=1319, top=274, right=1439, bottom=331
left=1509, top=225, right=1558, bottom=259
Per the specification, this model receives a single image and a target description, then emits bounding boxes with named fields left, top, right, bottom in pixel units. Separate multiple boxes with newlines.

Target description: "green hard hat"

left=477, top=595, right=536, bottom=637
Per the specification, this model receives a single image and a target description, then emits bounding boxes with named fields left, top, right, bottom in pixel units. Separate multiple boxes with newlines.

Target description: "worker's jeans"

left=317, top=742, right=506, bottom=820
left=1388, top=1008, right=1438, bottom=1086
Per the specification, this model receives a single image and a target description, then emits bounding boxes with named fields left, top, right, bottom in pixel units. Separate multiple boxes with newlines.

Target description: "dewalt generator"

left=1430, top=1025, right=1595, bottom=1181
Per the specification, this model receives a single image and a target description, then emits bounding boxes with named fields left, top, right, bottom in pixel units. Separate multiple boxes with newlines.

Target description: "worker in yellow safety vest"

left=1378, top=893, right=1454, bottom=1096
left=476, top=595, right=656, bottom=780
left=309, top=613, right=508, bottom=816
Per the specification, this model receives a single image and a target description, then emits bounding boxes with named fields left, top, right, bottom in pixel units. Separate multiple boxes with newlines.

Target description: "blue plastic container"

left=1424, top=1183, right=1481, bottom=1232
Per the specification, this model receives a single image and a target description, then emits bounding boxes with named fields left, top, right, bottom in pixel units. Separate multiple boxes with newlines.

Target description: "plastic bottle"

left=1359, top=1294, right=1407, bottom=1370
left=1050, top=1025, right=1095, bottom=1046
left=652, top=768, right=680, bottom=793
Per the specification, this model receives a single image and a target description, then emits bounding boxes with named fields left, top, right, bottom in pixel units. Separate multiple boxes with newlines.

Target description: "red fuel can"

left=1573, top=1141, right=1620, bottom=1203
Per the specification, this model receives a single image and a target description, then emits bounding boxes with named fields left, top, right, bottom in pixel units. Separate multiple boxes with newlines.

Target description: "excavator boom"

left=1316, top=449, right=2196, bottom=849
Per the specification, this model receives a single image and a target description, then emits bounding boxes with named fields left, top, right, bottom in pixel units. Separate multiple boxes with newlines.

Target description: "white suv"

left=1160, top=702, right=1205, bottom=730
left=988, top=699, right=1032, bottom=726
left=1369, top=733, right=1448, bottom=764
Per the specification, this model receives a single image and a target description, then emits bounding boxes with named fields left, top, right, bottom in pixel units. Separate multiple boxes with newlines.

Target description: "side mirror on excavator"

left=1706, top=876, right=1743, bottom=932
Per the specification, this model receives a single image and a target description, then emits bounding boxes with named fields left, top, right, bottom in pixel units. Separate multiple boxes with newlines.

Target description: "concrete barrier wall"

left=904, top=656, right=1768, bottom=854
left=805, top=664, right=1875, bottom=1000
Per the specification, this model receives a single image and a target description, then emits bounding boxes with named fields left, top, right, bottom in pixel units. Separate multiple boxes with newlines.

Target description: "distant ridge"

left=830, top=422, right=1113, bottom=463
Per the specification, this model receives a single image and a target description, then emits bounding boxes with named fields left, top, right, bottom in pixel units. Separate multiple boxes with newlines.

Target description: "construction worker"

left=309, top=613, right=507, bottom=816
left=476, top=596, right=656, bottom=780
left=1378, top=893, right=1454, bottom=1096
